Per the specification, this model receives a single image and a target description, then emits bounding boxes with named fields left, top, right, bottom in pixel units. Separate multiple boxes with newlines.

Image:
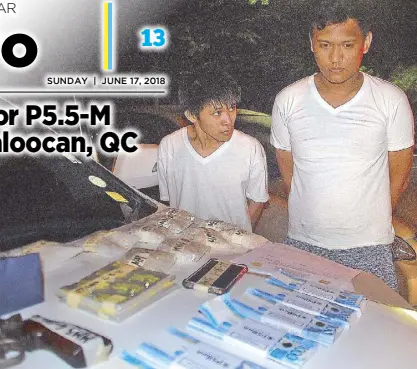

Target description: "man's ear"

left=363, top=31, right=373, bottom=54
left=184, top=110, right=198, bottom=123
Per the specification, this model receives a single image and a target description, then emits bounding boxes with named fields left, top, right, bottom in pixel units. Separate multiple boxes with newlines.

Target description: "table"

left=8, top=250, right=417, bottom=369
left=351, top=271, right=413, bottom=309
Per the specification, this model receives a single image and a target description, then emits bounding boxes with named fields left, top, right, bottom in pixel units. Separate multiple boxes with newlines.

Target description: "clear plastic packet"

left=182, top=226, right=233, bottom=251
left=125, top=208, right=196, bottom=247
left=1, top=240, right=61, bottom=257
left=0, top=240, right=83, bottom=273
left=65, top=230, right=128, bottom=258
left=130, top=241, right=161, bottom=251
left=127, top=223, right=170, bottom=245
left=158, top=237, right=210, bottom=264
left=155, top=207, right=195, bottom=224
left=102, top=230, right=142, bottom=251
left=199, top=220, right=267, bottom=248
left=137, top=208, right=195, bottom=235
left=57, top=259, right=176, bottom=322
left=123, top=247, right=177, bottom=272
left=104, top=223, right=144, bottom=250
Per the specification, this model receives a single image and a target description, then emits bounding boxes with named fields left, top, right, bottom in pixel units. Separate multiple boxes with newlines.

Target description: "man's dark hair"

left=310, top=0, right=372, bottom=35
left=178, top=63, right=241, bottom=117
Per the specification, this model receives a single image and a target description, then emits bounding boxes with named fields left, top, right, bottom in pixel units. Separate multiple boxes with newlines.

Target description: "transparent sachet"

left=182, top=226, right=233, bottom=251
left=158, top=237, right=210, bottom=264
left=199, top=220, right=267, bottom=248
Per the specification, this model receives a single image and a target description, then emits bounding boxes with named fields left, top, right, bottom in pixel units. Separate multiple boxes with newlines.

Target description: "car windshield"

left=0, top=154, right=158, bottom=251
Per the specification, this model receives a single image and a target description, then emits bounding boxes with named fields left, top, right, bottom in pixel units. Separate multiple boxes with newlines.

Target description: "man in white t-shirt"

left=158, top=65, right=269, bottom=232
left=270, top=1, right=415, bottom=289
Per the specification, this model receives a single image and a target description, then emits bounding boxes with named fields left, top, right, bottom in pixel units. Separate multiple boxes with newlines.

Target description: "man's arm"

left=276, top=148, right=294, bottom=198
left=247, top=199, right=265, bottom=231
left=388, top=146, right=414, bottom=211
left=246, top=142, right=270, bottom=231
left=157, top=140, right=170, bottom=202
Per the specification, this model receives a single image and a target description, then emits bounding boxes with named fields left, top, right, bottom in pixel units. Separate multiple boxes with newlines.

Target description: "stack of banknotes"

left=120, top=268, right=365, bottom=368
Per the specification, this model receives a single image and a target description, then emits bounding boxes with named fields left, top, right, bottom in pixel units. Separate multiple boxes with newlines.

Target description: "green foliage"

left=390, top=66, right=417, bottom=139
left=159, top=0, right=416, bottom=112
left=359, top=66, right=380, bottom=78
left=248, top=0, right=270, bottom=5
left=391, top=66, right=417, bottom=99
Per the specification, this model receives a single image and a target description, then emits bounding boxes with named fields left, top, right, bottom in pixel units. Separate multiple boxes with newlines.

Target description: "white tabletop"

left=10, top=252, right=417, bottom=369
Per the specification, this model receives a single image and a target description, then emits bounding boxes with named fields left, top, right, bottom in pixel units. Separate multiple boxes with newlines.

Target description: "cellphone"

left=182, top=258, right=248, bottom=295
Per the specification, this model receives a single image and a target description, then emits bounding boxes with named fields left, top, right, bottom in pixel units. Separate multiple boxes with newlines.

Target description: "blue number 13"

left=141, top=28, right=166, bottom=47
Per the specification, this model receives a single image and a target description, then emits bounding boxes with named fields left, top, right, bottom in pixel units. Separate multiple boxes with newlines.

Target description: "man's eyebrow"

left=316, top=38, right=357, bottom=42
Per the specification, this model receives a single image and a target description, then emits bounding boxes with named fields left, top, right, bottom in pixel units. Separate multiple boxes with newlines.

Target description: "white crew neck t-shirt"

left=158, top=128, right=269, bottom=231
left=270, top=73, right=414, bottom=249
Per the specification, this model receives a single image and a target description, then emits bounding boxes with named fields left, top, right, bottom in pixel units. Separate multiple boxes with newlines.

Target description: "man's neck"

left=315, top=72, right=364, bottom=96
left=314, top=72, right=364, bottom=107
left=187, top=125, right=224, bottom=157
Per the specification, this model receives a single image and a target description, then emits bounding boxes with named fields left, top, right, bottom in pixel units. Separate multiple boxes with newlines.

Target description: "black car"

left=0, top=153, right=158, bottom=252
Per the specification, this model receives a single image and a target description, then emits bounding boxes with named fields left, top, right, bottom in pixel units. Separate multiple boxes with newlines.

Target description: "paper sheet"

left=232, top=242, right=360, bottom=288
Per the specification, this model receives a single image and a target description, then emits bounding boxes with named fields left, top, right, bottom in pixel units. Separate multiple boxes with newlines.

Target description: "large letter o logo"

left=2, top=34, right=38, bottom=68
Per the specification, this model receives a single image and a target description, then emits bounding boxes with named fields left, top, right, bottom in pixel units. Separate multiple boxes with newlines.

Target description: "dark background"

left=115, top=0, right=417, bottom=119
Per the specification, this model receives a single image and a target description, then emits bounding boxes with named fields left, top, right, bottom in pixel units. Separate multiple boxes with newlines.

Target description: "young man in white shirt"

left=158, top=64, right=269, bottom=232
left=270, top=1, right=415, bottom=290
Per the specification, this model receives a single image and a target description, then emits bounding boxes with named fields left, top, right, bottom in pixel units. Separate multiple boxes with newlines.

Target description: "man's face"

left=311, top=18, right=372, bottom=84
left=190, top=102, right=237, bottom=142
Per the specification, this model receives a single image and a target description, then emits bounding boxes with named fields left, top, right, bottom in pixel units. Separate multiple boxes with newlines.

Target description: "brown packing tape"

left=100, top=297, right=125, bottom=316
left=147, top=281, right=175, bottom=297
left=98, top=311, right=111, bottom=320
left=118, top=279, right=175, bottom=311
left=63, top=263, right=137, bottom=307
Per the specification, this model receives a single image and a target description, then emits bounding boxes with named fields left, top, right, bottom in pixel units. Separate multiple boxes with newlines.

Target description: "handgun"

left=0, top=314, right=113, bottom=368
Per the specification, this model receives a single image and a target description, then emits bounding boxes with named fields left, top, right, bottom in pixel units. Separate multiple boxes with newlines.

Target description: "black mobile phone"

left=182, top=258, right=248, bottom=295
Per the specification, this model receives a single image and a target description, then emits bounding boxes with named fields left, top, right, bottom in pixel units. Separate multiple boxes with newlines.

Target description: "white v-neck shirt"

left=158, top=127, right=269, bottom=231
left=270, top=73, right=415, bottom=249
